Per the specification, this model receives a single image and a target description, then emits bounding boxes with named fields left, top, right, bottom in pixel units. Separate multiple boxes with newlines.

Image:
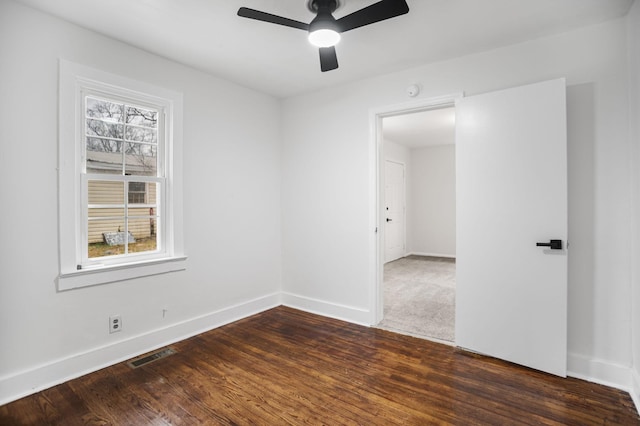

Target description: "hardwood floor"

left=1, top=306, right=638, bottom=425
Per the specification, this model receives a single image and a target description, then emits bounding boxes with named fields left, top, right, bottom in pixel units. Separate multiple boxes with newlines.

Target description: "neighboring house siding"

left=87, top=181, right=156, bottom=243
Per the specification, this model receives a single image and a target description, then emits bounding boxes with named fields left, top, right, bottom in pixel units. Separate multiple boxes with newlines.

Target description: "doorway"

left=371, top=80, right=568, bottom=375
left=374, top=101, right=458, bottom=344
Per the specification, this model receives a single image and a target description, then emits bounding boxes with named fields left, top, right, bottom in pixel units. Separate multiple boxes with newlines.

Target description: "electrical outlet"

left=109, top=315, right=122, bottom=333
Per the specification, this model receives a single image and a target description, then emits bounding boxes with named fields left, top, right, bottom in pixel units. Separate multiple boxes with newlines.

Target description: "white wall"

left=281, top=17, right=632, bottom=390
left=384, top=139, right=411, bottom=166
left=628, top=0, right=640, bottom=412
left=407, top=145, right=456, bottom=257
left=0, top=0, right=282, bottom=403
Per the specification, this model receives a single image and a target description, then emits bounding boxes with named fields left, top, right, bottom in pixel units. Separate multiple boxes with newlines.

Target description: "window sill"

left=57, top=256, right=187, bottom=291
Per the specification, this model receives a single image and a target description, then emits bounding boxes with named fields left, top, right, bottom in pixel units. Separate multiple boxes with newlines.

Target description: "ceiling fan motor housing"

left=308, top=0, right=340, bottom=13
left=309, top=1, right=341, bottom=34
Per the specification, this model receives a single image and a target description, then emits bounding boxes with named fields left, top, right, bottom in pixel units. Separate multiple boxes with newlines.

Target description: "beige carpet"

left=377, top=255, right=456, bottom=343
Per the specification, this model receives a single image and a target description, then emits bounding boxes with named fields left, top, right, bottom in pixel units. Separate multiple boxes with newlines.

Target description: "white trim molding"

left=369, top=92, right=464, bottom=325
left=632, top=368, right=640, bottom=415
left=58, top=59, right=185, bottom=290
left=0, top=293, right=281, bottom=406
left=57, top=256, right=187, bottom=290
left=568, top=352, right=632, bottom=391
left=408, top=252, right=456, bottom=259
left=281, top=292, right=372, bottom=326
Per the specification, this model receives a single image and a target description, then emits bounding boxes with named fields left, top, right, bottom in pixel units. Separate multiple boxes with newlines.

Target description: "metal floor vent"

left=127, top=347, right=177, bottom=369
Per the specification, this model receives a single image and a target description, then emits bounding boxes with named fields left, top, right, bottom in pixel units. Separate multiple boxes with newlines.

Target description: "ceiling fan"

left=237, top=0, right=410, bottom=72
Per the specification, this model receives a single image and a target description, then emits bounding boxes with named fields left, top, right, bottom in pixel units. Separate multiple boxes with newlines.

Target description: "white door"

left=385, top=160, right=405, bottom=263
left=455, top=78, right=568, bottom=377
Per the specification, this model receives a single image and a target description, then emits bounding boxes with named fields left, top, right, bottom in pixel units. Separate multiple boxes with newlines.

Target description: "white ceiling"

left=14, top=0, right=634, bottom=98
left=383, top=107, right=455, bottom=148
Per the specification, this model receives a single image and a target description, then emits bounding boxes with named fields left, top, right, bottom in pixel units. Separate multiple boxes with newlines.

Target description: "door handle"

left=536, top=240, right=562, bottom=250
left=386, top=218, right=392, bottom=222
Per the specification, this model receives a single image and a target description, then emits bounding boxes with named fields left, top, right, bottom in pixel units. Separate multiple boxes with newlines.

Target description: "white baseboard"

left=407, top=252, right=456, bottom=259
left=281, top=291, right=372, bottom=326
left=567, top=352, right=632, bottom=391
left=551, top=353, right=639, bottom=416
left=632, top=368, right=640, bottom=416
left=0, top=292, right=281, bottom=406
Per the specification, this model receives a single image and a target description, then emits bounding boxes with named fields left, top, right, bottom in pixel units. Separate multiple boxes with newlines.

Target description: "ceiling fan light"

left=308, top=29, right=341, bottom=47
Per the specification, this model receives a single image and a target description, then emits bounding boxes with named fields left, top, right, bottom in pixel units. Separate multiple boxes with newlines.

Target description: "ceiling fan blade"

left=238, top=7, right=310, bottom=31
left=336, top=0, right=409, bottom=33
left=319, top=46, right=339, bottom=72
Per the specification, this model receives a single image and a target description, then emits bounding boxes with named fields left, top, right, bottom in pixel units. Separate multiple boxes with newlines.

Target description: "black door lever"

left=536, top=240, right=562, bottom=250
left=386, top=218, right=392, bottom=222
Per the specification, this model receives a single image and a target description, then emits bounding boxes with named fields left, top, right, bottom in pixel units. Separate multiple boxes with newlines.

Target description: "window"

left=85, top=96, right=161, bottom=260
left=128, top=182, right=147, bottom=204
left=58, top=60, right=185, bottom=290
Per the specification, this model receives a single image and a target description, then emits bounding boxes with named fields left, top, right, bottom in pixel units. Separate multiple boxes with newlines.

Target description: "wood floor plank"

left=213, top=323, right=462, bottom=424
left=1, top=306, right=638, bottom=425
left=206, top=330, right=432, bottom=424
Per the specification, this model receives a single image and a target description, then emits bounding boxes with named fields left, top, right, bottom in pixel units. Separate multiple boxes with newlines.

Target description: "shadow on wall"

left=566, top=82, right=596, bottom=359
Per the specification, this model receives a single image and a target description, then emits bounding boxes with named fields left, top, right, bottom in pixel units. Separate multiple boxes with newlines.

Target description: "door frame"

left=384, top=159, right=407, bottom=263
left=368, top=93, right=463, bottom=325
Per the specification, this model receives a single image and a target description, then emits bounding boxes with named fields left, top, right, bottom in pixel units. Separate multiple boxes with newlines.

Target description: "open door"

left=455, top=78, right=568, bottom=376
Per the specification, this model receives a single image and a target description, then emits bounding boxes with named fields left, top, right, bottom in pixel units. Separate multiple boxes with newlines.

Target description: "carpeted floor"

left=377, top=255, right=456, bottom=343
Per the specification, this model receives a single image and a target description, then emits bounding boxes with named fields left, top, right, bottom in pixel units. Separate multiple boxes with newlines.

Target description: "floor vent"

left=127, top=347, right=177, bottom=369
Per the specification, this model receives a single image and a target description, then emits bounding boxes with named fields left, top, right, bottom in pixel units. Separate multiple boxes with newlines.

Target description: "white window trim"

left=58, top=59, right=186, bottom=291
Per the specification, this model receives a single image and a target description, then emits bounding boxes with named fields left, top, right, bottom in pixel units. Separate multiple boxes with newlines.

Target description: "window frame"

left=58, top=60, right=186, bottom=291
left=81, top=89, right=164, bottom=265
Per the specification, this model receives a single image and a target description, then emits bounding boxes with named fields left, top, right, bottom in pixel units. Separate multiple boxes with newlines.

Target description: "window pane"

left=125, top=143, right=157, bottom=176
left=86, top=118, right=124, bottom=139
left=88, top=208, right=125, bottom=218
left=126, top=106, right=158, bottom=128
left=127, top=206, right=154, bottom=217
left=86, top=138, right=124, bottom=175
left=88, top=180, right=124, bottom=205
left=86, top=97, right=123, bottom=123
left=125, top=126, right=157, bottom=143
left=87, top=137, right=121, bottom=153
left=128, top=217, right=158, bottom=254
left=88, top=217, right=126, bottom=258
left=146, top=182, right=158, bottom=204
